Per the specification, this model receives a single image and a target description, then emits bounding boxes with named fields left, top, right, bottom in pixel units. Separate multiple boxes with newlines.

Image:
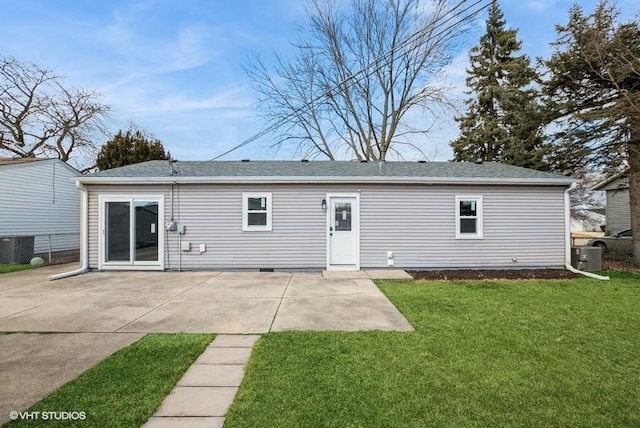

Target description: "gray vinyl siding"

left=0, top=160, right=80, bottom=253
left=86, top=183, right=566, bottom=270
left=599, top=176, right=631, bottom=234
left=606, top=189, right=631, bottom=234
left=360, top=185, right=565, bottom=268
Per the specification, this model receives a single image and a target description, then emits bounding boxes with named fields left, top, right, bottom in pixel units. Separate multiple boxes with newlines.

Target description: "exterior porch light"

left=321, top=198, right=327, bottom=211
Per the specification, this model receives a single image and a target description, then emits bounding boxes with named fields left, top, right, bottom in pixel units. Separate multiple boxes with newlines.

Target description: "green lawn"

left=5, top=333, right=214, bottom=428
left=225, top=272, right=640, bottom=427
left=0, top=264, right=33, bottom=274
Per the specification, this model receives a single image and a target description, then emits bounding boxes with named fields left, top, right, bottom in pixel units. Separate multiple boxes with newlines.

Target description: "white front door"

left=327, top=195, right=359, bottom=270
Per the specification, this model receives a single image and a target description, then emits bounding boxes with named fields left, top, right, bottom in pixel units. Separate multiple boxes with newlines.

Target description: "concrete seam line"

left=0, top=303, right=48, bottom=321
left=114, top=276, right=215, bottom=333
left=268, top=272, right=293, bottom=333
left=285, top=292, right=380, bottom=300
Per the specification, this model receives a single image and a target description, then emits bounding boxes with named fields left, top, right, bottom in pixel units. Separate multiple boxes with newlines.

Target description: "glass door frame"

left=98, top=194, right=165, bottom=270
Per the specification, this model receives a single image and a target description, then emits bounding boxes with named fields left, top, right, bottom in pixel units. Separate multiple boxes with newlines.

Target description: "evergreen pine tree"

left=96, top=129, right=170, bottom=171
left=451, top=1, right=547, bottom=170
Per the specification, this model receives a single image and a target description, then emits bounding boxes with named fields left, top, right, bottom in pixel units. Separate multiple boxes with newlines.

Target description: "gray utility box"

left=0, top=236, right=35, bottom=264
left=571, top=246, right=602, bottom=271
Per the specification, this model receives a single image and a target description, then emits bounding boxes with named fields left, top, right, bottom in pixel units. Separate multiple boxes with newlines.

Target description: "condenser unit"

left=571, top=246, right=602, bottom=271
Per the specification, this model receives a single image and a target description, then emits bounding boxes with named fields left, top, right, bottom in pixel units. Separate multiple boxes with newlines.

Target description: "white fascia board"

left=590, top=172, right=626, bottom=191
left=76, top=175, right=577, bottom=186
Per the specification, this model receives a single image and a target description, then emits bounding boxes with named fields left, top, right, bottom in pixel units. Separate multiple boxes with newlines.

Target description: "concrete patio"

left=0, top=265, right=413, bottom=425
left=0, top=265, right=413, bottom=334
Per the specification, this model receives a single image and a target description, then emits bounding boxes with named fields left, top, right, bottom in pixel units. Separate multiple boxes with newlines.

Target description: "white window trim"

left=242, top=192, right=272, bottom=232
left=455, top=195, right=484, bottom=240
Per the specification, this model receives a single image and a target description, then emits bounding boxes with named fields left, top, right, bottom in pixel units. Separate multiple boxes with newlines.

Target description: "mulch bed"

left=407, top=269, right=578, bottom=280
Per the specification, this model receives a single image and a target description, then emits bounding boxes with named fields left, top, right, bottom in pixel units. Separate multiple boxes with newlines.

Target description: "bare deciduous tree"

left=0, top=57, right=110, bottom=171
left=245, top=0, right=473, bottom=160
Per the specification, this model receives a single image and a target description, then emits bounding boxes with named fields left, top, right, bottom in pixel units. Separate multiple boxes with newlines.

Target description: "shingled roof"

left=80, top=160, right=575, bottom=185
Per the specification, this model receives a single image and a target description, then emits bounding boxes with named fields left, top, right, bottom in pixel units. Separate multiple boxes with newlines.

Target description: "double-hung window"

left=242, top=193, right=272, bottom=231
left=455, top=195, right=483, bottom=239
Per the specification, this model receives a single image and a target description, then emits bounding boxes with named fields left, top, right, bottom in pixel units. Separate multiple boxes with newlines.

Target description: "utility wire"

left=210, top=0, right=492, bottom=161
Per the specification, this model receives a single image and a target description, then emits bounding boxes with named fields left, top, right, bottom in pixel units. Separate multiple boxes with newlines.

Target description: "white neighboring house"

left=570, top=208, right=606, bottom=232
left=0, top=158, right=80, bottom=261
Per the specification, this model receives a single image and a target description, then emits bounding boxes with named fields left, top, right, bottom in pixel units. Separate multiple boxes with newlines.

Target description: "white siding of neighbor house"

left=600, top=177, right=631, bottom=234
left=86, top=183, right=567, bottom=270
left=0, top=160, right=80, bottom=253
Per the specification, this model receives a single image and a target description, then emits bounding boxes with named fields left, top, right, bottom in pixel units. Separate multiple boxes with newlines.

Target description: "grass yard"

left=0, top=264, right=33, bottom=274
left=5, top=333, right=214, bottom=428
left=225, top=272, right=640, bottom=427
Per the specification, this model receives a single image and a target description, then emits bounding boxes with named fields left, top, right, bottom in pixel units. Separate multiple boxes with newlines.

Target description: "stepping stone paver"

left=155, top=386, right=237, bottom=417
left=144, top=335, right=260, bottom=427
left=196, top=346, right=252, bottom=365
left=144, top=416, right=225, bottom=428
left=177, top=364, right=246, bottom=387
left=210, top=334, right=260, bottom=347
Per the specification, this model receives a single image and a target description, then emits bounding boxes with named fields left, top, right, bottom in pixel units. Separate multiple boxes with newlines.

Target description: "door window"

left=134, top=201, right=159, bottom=261
left=106, top=202, right=130, bottom=262
left=334, top=202, right=352, bottom=231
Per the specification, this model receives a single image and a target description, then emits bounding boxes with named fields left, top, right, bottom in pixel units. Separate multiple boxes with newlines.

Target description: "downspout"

left=564, top=183, right=609, bottom=280
left=49, top=181, right=89, bottom=280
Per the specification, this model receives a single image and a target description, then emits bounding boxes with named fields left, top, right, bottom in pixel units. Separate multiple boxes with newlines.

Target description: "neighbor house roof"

left=0, top=158, right=80, bottom=175
left=0, top=157, right=47, bottom=166
left=78, top=160, right=576, bottom=185
left=591, top=172, right=628, bottom=191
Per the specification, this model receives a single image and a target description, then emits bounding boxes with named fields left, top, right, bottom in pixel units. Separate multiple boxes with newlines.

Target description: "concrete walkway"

left=0, top=332, right=144, bottom=426
left=144, top=335, right=260, bottom=428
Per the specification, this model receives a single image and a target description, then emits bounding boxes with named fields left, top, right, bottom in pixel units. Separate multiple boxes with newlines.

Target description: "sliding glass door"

left=134, top=201, right=159, bottom=262
left=106, top=202, right=131, bottom=262
left=101, top=196, right=163, bottom=269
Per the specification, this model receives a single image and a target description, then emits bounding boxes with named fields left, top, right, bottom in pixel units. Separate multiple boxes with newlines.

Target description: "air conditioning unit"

left=571, top=246, right=602, bottom=271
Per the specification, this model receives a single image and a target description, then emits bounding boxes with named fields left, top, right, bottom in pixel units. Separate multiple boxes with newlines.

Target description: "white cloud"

left=524, top=1, right=559, bottom=12
left=119, top=86, right=252, bottom=114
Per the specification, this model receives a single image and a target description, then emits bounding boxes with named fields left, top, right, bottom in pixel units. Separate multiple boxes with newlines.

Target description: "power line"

left=210, top=0, right=492, bottom=161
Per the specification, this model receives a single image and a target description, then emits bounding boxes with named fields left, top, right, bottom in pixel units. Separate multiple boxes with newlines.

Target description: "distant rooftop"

left=82, top=160, right=575, bottom=185
left=0, top=157, right=47, bottom=166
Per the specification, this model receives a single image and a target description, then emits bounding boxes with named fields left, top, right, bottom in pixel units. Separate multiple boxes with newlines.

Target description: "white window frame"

left=455, top=195, right=483, bottom=240
left=242, top=192, right=272, bottom=231
left=98, top=194, right=165, bottom=270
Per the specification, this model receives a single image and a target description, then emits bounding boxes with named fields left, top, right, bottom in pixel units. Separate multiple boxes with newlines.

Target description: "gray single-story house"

left=0, top=158, right=80, bottom=260
left=72, top=160, right=576, bottom=272
left=591, top=173, right=630, bottom=235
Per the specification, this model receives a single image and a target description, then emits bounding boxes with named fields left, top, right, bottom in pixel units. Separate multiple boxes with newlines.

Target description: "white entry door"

left=328, top=195, right=359, bottom=270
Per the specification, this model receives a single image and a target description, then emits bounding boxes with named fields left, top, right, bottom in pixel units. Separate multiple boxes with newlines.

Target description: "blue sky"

left=1, top=0, right=637, bottom=165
